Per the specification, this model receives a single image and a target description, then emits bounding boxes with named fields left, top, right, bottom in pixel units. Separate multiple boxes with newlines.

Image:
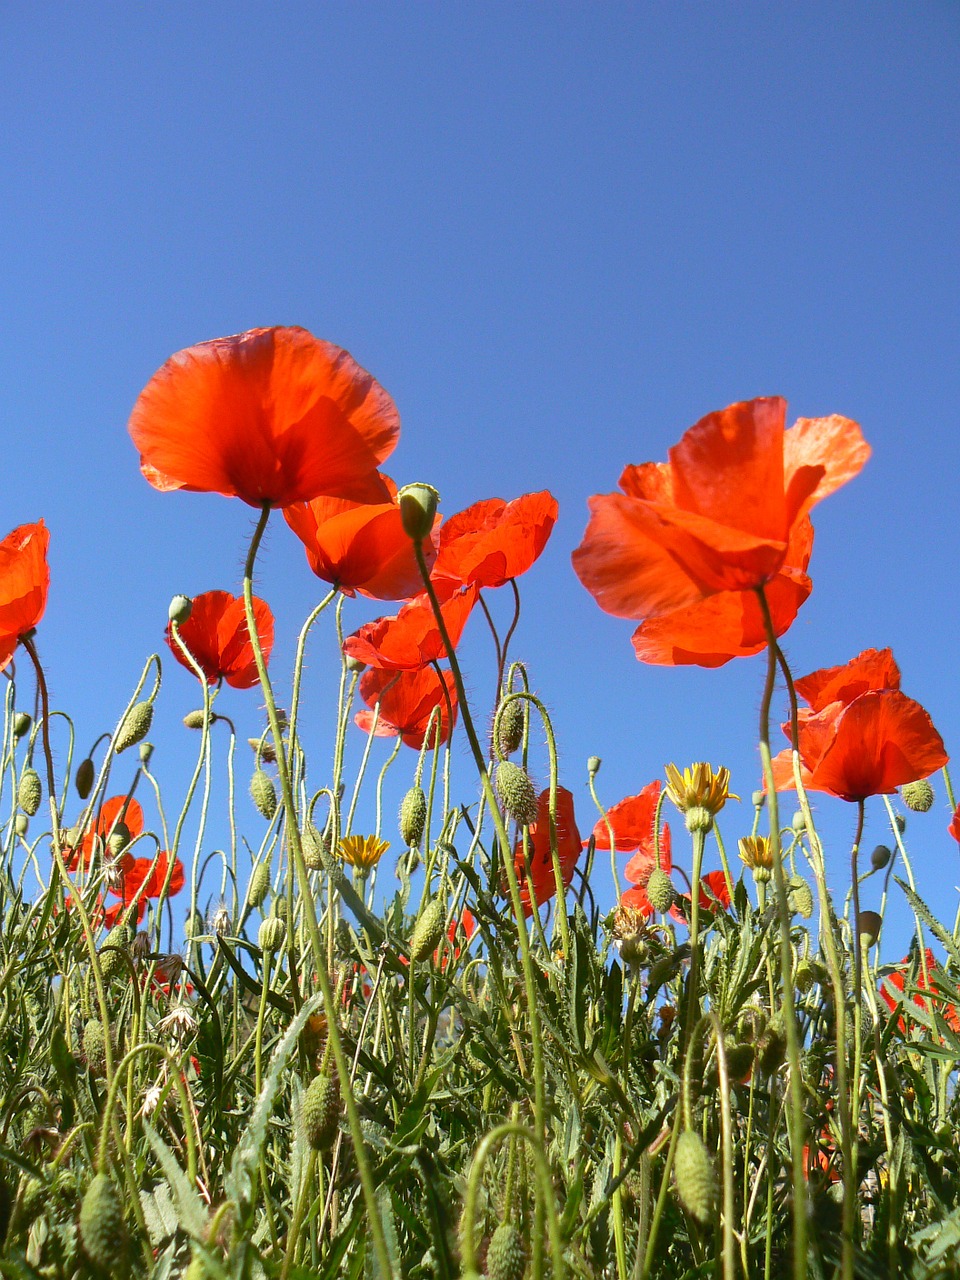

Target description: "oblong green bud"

left=106, top=821, right=131, bottom=857
left=871, top=843, right=892, bottom=871
left=250, top=769, right=277, bottom=820
left=82, top=1019, right=108, bottom=1077
left=674, top=1130, right=717, bottom=1225
left=17, top=768, right=41, bottom=816
left=408, top=896, right=445, bottom=963
left=13, top=712, right=31, bottom=740
left=487, top=1221, right=526, bottom=1280
left=901, top=779, right=934, bottom=812
left=183, top=709, right=206, bottom=730
left=79, top=1173, right=127, bottom=1270
left=301, top=822, right=328, bottom=871
left=75, top=756, right=95, bottom=798
left=116, top=700, right=153, bottom=753
left=248, top=861, right=271, bottom=907
left=397, top=482, right=439, bottom=541
left=258, top=915, right=286, bottom=953
left=99, top=924, right=131, bottom=982
left=496, top=699, right=525, bottom=757
left=14, top=814, right=28, bottom=837
left=788, top=875, right=814, bottom=919
left=399, top=786, right=427, bottom=848
left=168, top=594, right=193, bottom=624
left=495, top=761, right=539, bottom=826
left=301, top=1072, right=341, bottom=1151
left=645, top=867, right=675, bottom=914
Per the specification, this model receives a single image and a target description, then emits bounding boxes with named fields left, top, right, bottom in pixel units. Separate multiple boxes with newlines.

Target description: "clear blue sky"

left=2, top=4, right=958, bottom=954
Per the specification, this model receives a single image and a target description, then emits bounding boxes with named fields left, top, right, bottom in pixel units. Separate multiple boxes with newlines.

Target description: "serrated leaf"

left=143, top=1119, right=209, bottom=1240
left=894, top=877, right=960, bottom=969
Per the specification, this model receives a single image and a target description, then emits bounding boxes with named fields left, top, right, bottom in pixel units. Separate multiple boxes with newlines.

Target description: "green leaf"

left=143, top=1119, right=209, bottom=1240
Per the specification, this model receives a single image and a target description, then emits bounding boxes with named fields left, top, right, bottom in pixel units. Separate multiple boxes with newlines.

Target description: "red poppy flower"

left=0, top=521, right=50, bottom=671
left=589, top=780, right=673, bottom=870
left=431, top=492, right=558, bottom=593
left=166, top=590, right=274, bottom=689
left=128, top=327, right=400, bottom=509
left=695, top=870, right=733, bottom=912
left=355, top=666, right=458, bottom=749
left=342, top=585, right=477, bottom=671
left=881, top=949, right=960, bottom=1036
left=283, top=472, right=438, bottom=600
left=572, top=397, right=869, bottom=622
left=630, top=517, right=813, bottom=667
left=66, top=795, right=145, bottom=872
left=513, top=787, right=582, bottom=916
left=105, top=850, right=185, bottom=925
left=949, top=804, right=960, bottom=844
left=771, top=649, right=948, bottom=802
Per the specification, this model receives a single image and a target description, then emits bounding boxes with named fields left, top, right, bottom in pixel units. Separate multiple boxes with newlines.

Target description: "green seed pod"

left=301, top=1072, right=341, bottom=1151
left=250, top=769, right=277, bottom=820
left=791, top=810, right=806, bottom=834
left=116, top=700, right=154, bottom=753
left=16, top=768, right=41, bottom=816
left=587, top=755, right=601, bottom=777
left=674, top=1130, right=717, bottom=1225
left=901, top=779, right=934, bottom=813
left=82, top=1019, right=108, bottom=1077
left=183, top=709, right=206, bottom=730
left=645, top=867, right=676, bottom=914
left=248, top=861, right=271, bottom=907
left=399, top=786, right=427, bottom=848
left=788, top=875, right=814, bottom=919
left=75, top=756, right=95, bottom=799
left=99, top=924, right=131, bottom=981
left=79, top=1173, right=127, bottom=1271
left=13, top=712, right=31, bottom=740
left=408, top=897, right=446, bottom=963
left=168, top=594, right=193, bottom=624
left=18, top=1174, right=45, bottom=1225
left=487, top=1221, right=527, bottom=1280
left=258, top=915, right=286, bottom=953
left=139, top=741, right=154, bottom=766
left=495, top=699, right=525, bottom=757
left=871, top=843, right=892, bottom=871
left=397, top=482, right=440, bottom=541
left=106, top=821, right=131, bottom=858
left=495, top=761, right=539, bottom=827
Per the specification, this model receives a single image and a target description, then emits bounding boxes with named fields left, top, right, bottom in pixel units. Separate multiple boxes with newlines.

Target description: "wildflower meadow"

left=1, top=324, right=959, bottom=1280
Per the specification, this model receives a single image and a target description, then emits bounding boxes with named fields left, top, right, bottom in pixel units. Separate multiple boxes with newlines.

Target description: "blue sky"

left=2, top=4, right=959, bottom=954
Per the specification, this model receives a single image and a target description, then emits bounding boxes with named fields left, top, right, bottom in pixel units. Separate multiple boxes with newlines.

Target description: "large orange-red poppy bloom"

left=128, top=327, right=400, bottom=508
left=354, top=666, right=458, bottom=750
left=513, top=786, right=582, bottom=916
left=166, top=591, right=274, bottom=689
left=631, top=518, right=814, bottom=667
left=772, top=648, right=948, bottom=801
left=589, top=780, right=673, bottom=864
left=572, top=397, right=869, bottom=626
left=431, top=492, right=558, bottom=593
left=66, top=795, right=145, bottom=873
left=284, top=472, right=438, bottom=600
left=0, top=521, right=50, bottom=671
left=104, top=850, right=185, bottom=927
left=342, top=585, right=477, bottom=671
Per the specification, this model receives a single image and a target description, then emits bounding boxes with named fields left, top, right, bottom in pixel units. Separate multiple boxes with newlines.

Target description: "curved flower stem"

left=684, top=828, right=706, bottom=1043
left=587, top=764, right=621, bottom=899
left=242, top=504, right=393, bottom=1280
left=753, top=586, right=807, bottom=1280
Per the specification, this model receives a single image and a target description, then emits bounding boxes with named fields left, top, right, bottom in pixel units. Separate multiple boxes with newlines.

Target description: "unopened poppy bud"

left=139, top=741, right=154, bottom=766
left=99, top=924, right=131, bottom=981
left=408, top=896, right=445, bottom=963
left=788, top=875, right=813, bottom=919
left=14, top=814, right=28, bottom=837
left=723, top=1042, right=755, bottom=1082
left=758, top=1017, right=786, bottom=1074
left=116, top=700, right=153, bottom=753
left=82, top=1019, right=108, bottom=1077
left=674, top=1130, right=717, bottom=1225
left=752, top=790, right=765, bottom=809
left=795, top=958, right=817, bottom=993
left=248, top=861, right=271, bottom=907
left=397, top=482, right=439, bottom=542
left=494, top=761, right=539, bottom=827
left=107, top=821, right=131, bottom=857
left=871, top=843, right=892, bottom=871
left=301, top=823, right=329, bottom=871
left=17, top=768, right=41, bottom=816
left=75, top=757, right=95, bottom=799
left=344, top=653, right=367, bottom=673
left=858, top=910, right=882, bottom=945
left=399, top=786, right=427, bottom=848
left=894, top=812, right=907, bottom=833
left=301, top=1072, right=341, bottom=1151
left=646, top=868, right=676, bottom=914
left=168, top=594, right=193, bottom=624
left=79, top=1173, right=127, bottom=1270
left=901, top=779, right=935, bottom=813
left=791, top=810, right=806, bottom=834
left=487, top=1221, right=527, bottom=1280
left=250, top=769, right=277, bottom=820
left=13, top=712, right=31, bottom=740
left=587, top=755, right=601, bottom=777
left=183, top=709, right=206, bottom=730
left=495, top=698, right=525, bottom=757
left=258, top=915, right=286, bottom=953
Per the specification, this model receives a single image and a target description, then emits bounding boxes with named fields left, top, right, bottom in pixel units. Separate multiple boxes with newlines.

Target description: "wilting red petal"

left=794, top=647, right=901, bottom=711
left=129, top=327, right=400, bottom=508
left=432, top=492, right=558, bottom=591
left=111, top=851, right=185, bottom=902
left=166, top=591, right=274, bottom=689
left=355, top=666, right=458, bottom=749
left=513, top=787, right=582, bottom=916
left=343, top=585, right=477, bottom=670
left=697, top=870, right=732, bottom=911
left=0, top=521, right=50, bottom=671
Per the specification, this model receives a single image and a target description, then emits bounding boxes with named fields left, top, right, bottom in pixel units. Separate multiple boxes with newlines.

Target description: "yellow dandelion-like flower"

left=738, top=835, right=773, bottom=882
left=338, top=835, right=390, bottom=871
left=664, top=762, right=737, bottom=833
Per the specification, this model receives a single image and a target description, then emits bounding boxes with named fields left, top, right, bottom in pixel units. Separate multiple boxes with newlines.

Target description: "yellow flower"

left=338, top=835, right=390, bottom=871
left=664, top=762, right=737, bottom=833
left=738, top=834, right=773, bottom=882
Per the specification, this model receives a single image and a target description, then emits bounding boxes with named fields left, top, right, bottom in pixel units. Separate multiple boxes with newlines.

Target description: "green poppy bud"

left=495, top=761, right=539, bottom=826
left=250, top=769, right=277, bottom=820
left=168, top=594, right=193, bottom=624
left=408, top=896, right=445, bottom=963
left=183, top=709, right=206, bottom=730
left=75, top=757, right=95, bottom=798
left=487, top=1222, right=527, bottom=1280
left=674, top=1130, right=717, bottom=1225
left=397, top=482, right=439, bottom=542
left=901, top=779, right=934, bottom=812
left=301, top=1072, right=341, bottom=1152
left=495, top=698, right=525, bottom=757
left=645, top=867, right=676, bottom=914
left=399, top=786, right=427, bottom=848
left=258, top=915, right=286, bottom=953
left=871, top=843, right=892, bottom=871
left=17, top=768, right=41, bottom=816
left=248, top=860, right=271, bottom=907
left=79, top=1173, right=127, bottom=1270
left=13, top=712, right=31, bottom=740
left=82, top=1019, right=108, bottom=1077
left=116, top=700, right=153, bottom=753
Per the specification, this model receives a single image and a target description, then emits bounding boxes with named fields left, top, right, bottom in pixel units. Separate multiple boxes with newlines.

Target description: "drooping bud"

left=301, top=823, right=328, bottom=871
left=13, top=712, right=31, bottom=740
left=17, top=768, right=41, bottom=816
left=82, top=1019, right=108, bottom=1077
left=495, top=699, right=525, bottom=757
left=13, top=814, right=28, bottom=837
left=791, top=810, right=807, bottom=834
left=116, top=701, right=154, bottom=753
left=397, top=483, right=440, bottom=542
left=79, top=1173, right=127, bottom=1271
left=344, top=653, right=367, bottom=673
left=301, top=1072, right=341, bottom=1152
left=494, top=761, right=539, bottom=827
left=248, top=861, right=271, bottom=907
left=168, top=594, right=193, bottom=625
left=645, top=867, right=676, bottom=914
left=788, top=875, right=814, bottom=919
left=870, top=844, right=892, bottom=871
left=487, top=1221, right=527, bottom=1280
left=399, top=787, right=427, bottom=848
left=183, top=709, right=206, bottom=730
left=75, top=757, right=95, bottom=799
left=250, top=769, right=278, bottom=820
left=674, top=1130, right=717, bottom=1225
left=408, top=896, right=445, bottom=963
left=258, top=915, right=286, bottom=953
left=901, top=779, right=935, bottom=813
left=99, top=924, right=131, bottom=982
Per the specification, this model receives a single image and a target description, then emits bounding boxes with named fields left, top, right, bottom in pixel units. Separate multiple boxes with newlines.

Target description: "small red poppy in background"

left=0, top=521, right=50, bottom=671
left=694, top=871, right=733, bottom=912
left=431, top=492, right=558, bottom=594
left=283, top=472, right=438, bottom=600
left=104, top=850, right=185, bottom=926
left=572, top=397, right=868, bottom=625
left=513, top=786, right=582, bottom=916
left=589, top=780, right=672, bottom=870
left=949, top=804, right=960, bottom=844
left=128, top=326, right=399, bottom=509
left=881, top=949, right=960, bottom=1036
left=166, top=591, right=274, bottom=689
left=343, top=585, right=477, bottom=671
left=355, top=666, right=458, bottom=749
left=631, top=518, right=813, bottom=667
left=771, top=648, right=947, bottom=802
left=66, top=795, right=145, bottom=873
